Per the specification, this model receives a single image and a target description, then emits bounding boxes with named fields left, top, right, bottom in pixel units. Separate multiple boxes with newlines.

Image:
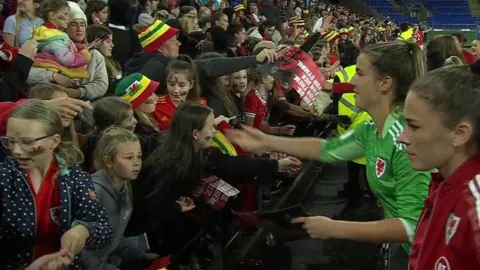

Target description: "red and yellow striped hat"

left=139, top=20, right=179, bottom=53
left=321, top=30, right=340, bottom=43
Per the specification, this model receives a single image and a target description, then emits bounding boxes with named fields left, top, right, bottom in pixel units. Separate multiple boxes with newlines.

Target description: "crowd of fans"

left=0, top=0, right=479, bottom=269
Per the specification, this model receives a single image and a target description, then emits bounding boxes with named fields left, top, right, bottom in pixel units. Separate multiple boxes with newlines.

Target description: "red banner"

left=259, top=47, right=325, bottom=107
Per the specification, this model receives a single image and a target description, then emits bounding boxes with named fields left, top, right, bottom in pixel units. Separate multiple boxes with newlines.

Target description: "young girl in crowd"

left=228, top=41, right=431, bottom=269
left=87, top=24, right=122, bottom=95
left=198, top=52, right=241, bottom=119
left=34, top=0, right=92, bottom=80
left=81, top=96, right=137, bottom=172
left=82, top=94, right=163, bottom=172
left=0, top=100, right=112, bottom=268
left=244, top=68, right=295, bottom=135
left=114, top=73, right=160, bottom=136
left=127, top=103, right=300, bottom=253
left=85, top=0, right=108, bottom=25
left=3, top=0, right=43, bottom=47
left=400, top=62, right=480, bottom=269
left=154, top=58, right=204, bottom=130
left=82, top=127, right=158, bottom=269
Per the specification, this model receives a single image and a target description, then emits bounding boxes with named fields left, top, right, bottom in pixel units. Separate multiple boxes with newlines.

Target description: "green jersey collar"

left=380, top=106, right=404, bottom=138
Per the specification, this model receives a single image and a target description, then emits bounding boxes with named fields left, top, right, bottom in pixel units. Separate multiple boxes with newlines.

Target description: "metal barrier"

left=216, top=121, right=334, bottom=269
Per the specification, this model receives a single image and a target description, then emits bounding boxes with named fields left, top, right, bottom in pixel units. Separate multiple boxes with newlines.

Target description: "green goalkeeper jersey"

left=320, top=106, right=430, bottom=253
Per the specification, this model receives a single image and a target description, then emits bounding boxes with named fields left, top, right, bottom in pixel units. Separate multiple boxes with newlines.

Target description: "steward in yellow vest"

left=334, top=65, right=371, bottom=165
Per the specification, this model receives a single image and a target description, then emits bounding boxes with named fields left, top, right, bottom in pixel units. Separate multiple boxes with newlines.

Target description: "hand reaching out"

left=256, top=48, right=278, bottom=63
left=176, top=196, right=196, bottom=212
left=26, top=250, right=74, bottom=270
left=225, top=125, right=270, bottom=153
left=214, top=115, right=237, bottom=126
left=278, top=156, right=302, bottom=171
left=291, top=216, right=335, bottom=239
left=45, top=98, right=91, bottom=120
left=279, top=125, right=296, bottom=135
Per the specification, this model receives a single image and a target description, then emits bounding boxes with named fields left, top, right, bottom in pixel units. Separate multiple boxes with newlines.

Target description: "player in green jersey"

left=227, top=41, right=430, bottom=268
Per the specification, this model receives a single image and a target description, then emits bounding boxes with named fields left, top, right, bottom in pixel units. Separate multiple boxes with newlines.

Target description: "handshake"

left=26, top=250, right=74, bottom=270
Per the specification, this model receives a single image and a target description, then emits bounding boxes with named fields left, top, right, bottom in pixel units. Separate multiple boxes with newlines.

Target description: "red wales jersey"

left=244, top=89, right=267, bottom=129
left=409, top=156, right=480, bottom=270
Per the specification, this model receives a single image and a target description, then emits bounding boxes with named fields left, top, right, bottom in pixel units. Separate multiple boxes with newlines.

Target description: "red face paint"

left=29, top=145, right=45, bottom=156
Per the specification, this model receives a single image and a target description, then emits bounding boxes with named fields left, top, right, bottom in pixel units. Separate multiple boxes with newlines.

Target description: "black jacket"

left=125, top=148, right=278, bottom=236
left=107, top=0, right=142, bottom=70
left=0, top=54, right=33, bottom=102
left=124, top=53, right=258, bottom=94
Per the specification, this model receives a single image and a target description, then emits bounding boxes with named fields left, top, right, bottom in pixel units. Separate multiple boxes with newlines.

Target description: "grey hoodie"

left=81, top=170, right=145, bottom=269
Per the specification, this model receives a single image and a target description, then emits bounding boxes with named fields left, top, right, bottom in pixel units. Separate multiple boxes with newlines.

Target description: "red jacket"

left=153, top=94, right=207, bottom=131
left=462, top=50, right=476, bottom=65
left=409, top=156, right=480, bottom=269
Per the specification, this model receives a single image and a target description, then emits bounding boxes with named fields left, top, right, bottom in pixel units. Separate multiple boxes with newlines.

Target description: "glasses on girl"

left=0, top=135, right=53, bottom=151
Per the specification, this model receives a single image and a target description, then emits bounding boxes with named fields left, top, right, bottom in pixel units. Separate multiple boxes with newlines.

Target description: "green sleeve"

left=320, top=121, right=369, bottom=162
left=392, top=148, right=431, bottom=243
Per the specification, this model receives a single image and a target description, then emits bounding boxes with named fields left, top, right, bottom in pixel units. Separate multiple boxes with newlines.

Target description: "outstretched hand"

left=26, top=249, right=74, bottom=270
left=225, top=125, right=270, bottom=153
left=291, top=216, right=335, bottom=239
left=278, top=156, right=302, bottom=171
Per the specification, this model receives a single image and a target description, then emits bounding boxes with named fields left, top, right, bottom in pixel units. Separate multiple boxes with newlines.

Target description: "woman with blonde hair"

left=2, top=0, right=43, bottom=47
left=0, top=100, right=112, bottom=268
left=179, top=6, right=199, bottom=34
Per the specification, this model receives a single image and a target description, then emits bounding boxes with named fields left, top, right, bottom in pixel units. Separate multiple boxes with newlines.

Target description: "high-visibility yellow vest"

left=398, top=28, right=414, bottom=42
left=335, top=65, right=371, bottom=165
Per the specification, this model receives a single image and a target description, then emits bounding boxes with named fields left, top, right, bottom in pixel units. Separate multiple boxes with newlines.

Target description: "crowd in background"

left=0, top=0, right=479, bottom=269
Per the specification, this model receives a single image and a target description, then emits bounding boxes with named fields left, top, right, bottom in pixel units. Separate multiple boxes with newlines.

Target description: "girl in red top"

left=244, top=68, right=295, bottom=135
left=0, top=100, right=112, bottom=268
left=154, top=59, right=206, bottom=130
left=398, top=62, right=480, bottom=269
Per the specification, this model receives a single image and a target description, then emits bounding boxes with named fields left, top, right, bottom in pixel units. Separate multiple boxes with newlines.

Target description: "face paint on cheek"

left=28, top=145, right=45, bottom=156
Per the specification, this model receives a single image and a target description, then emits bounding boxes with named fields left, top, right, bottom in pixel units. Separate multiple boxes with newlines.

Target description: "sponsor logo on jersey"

left=435, top=256, right=450, bottom=270
left=445, top=213, right=461, bottom=245
left=375, top=157, right=386, bottom=178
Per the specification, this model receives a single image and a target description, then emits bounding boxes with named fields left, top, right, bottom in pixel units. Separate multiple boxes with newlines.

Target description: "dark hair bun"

left=471, top=59, right=480, bottom=75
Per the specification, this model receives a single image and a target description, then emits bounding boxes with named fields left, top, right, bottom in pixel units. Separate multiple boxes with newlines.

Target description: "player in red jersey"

left=399, top=62, right=480, bottom=269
